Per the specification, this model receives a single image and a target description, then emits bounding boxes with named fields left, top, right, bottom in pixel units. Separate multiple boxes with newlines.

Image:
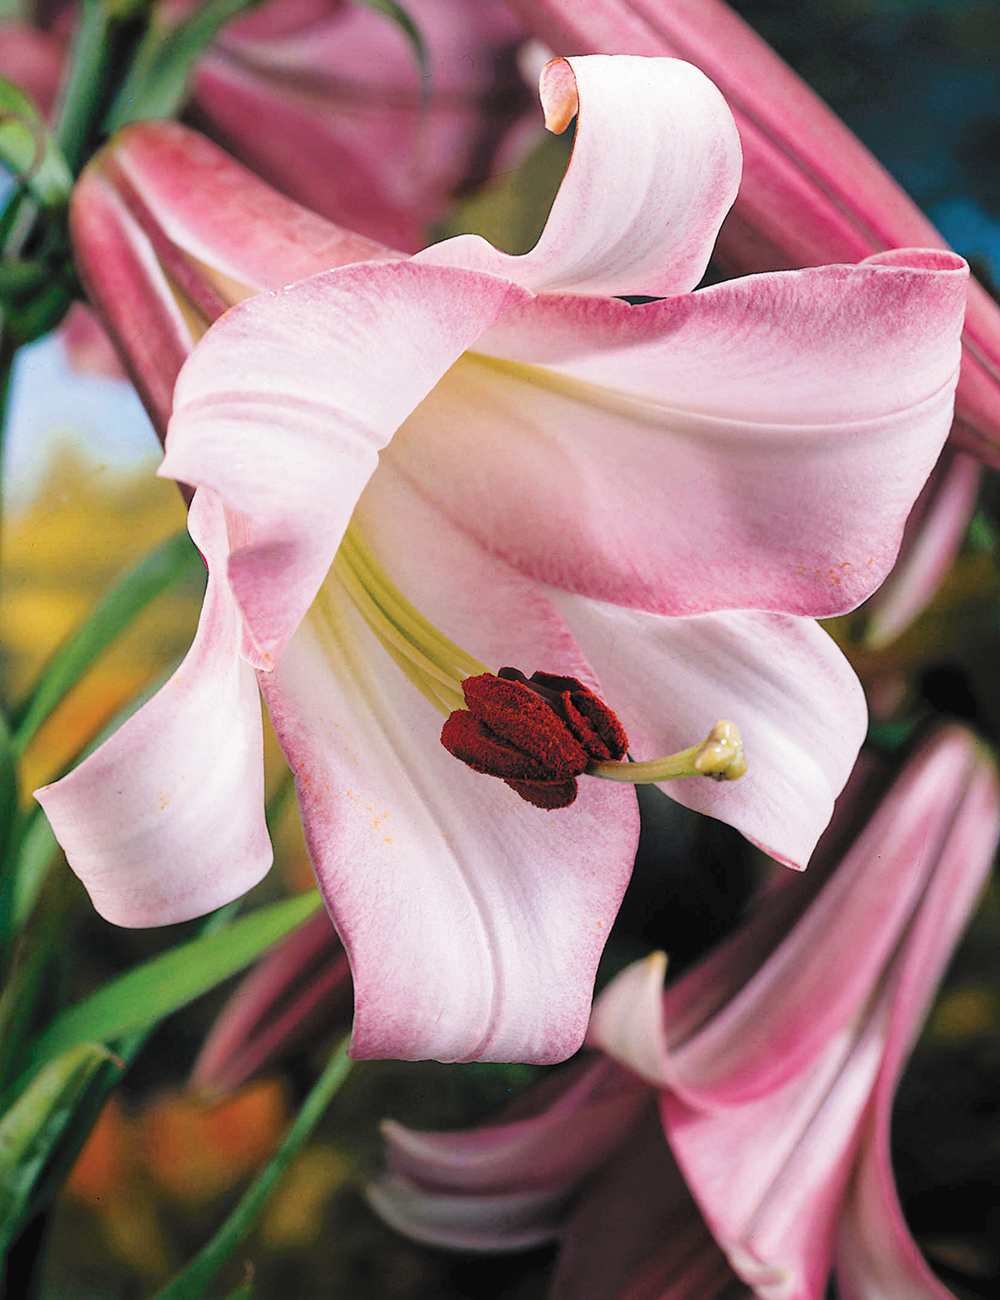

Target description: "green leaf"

left=353, top=0, right=428, bottom=82
left=12, top=530, right=204, bottom=753
left=21, top=891, right=321, bottom=1081
left=0, top=711, right=18, bottom=856
left=105, top=0, right=264, bottom=130
left=0, top=1042, right=114, bottom=1254
left=0, top=79, right=73, bottom=208
left=8, top=812, right=57, bottom=934
left=152, top=1039, right=352, bottom=1300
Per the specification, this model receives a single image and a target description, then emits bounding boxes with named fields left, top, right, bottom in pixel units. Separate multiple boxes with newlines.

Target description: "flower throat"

left=334, top=525, right=746, bottom=808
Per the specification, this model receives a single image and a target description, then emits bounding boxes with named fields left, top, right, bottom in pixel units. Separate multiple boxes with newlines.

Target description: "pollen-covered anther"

left=440, top=668, right=629, bottom=809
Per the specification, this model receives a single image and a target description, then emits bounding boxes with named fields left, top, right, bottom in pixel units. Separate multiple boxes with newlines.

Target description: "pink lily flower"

left=370, top=725, right=1000, bottom=1297
left=38, top=57, right=967, bottom=1063
left=507, top=0, right=1000, bottom=467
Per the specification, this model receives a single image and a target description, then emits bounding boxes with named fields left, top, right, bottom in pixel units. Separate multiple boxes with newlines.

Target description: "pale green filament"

left=332, top=523, right=489, bottom=716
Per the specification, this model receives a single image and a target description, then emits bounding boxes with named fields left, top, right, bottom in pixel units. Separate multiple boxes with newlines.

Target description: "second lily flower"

left=38, top=56, right=967, bottom=1065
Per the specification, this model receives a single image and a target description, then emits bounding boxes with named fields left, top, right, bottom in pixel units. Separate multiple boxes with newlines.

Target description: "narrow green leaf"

left=0, top=79, right=72, bottom=208
left=152, top=1040, right=352, bottom=1300
left=0, top=711, right=22, bottom=949
left=0, top=711, right=17, bottom=856
left=23, top=902, right=241, bottom=1221
left=22, top=891, right=321, bottom=1079
left=12, top=530, right=204, bottom=753
left=353, top=0, right=428, bottom=82
left=9, top=812, right=57, bottom=933
left=0, top=1042, right=113, bottom=1254
left=105, top=0, right=263, bottom=130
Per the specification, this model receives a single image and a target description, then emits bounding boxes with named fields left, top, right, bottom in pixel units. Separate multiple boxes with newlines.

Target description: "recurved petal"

left=367, top=1174, right=570, bottom=1252
left=369, top=1057, right=648, bottom=1250
left=416, top=54, right=741, bottom=296
left=547, top=596, right=867, bottom=871
left=160, top=261, right=531, bottom=668
left=34, top=491, right=271, bottom=927
left=506, top=0, right=1000, bottom=466
left=381, top=1057, right=647, bottom=1195
left=260, top=463, right=638, bottom=1063
left=392, top=253, right=967, bottom=621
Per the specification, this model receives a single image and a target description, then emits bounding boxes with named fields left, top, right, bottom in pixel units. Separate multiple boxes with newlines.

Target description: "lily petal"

left=507, top=0, right=1000, bottom=466
left=95, top=119, right=397, bottom=295
left=71, top=119, right=400, bottom=435
left=382, top=1057, right=646, bottom=1196
left=368, top=1175, right=570, bottom=1252
left=390, top=253, right=967, bottom=620
left=536, top=596, right=866, bottom=871
left=260, top=464, right=639, bottom=1062
left=370, top=1055, right=648, bottom=1251
left=35, top=491, right=271, bottom=927
left=160, top=261, right=531, bottom=666
left=417, top=54, right=741, bottom=296
left=835, top=735, right=1000, bottom=1300
left=191, top=907, right=352, bottom=1095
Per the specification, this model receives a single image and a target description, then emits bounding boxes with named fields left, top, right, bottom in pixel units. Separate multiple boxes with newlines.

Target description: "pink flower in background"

left=0, top=0, right=532, bottom=252
left=371, top=725, right=1000, bottom=1299
left=192, top=0, right=533, bottom=251
left=508, top=0, right=1000, bottom=468
left=38, top=57, right=966, bottom=1063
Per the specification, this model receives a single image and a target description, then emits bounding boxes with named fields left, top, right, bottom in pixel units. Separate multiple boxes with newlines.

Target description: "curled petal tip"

left=539, top=57, right=580, bottom=133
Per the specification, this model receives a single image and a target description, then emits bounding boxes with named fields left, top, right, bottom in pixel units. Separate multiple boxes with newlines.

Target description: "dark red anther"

left=440, top=668, right=628, bottom=809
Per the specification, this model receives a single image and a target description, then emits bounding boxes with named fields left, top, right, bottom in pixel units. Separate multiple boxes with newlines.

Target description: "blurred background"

left=2, top=0, right=999, bottom=1296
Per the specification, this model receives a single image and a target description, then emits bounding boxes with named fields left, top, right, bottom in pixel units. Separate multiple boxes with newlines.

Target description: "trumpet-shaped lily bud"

left=508, top=0, right=1000, bottom=467
left=69, top=118, right=397, bottom=433
left=369, top=725, right=1000, bottom=1297
left=43, top=59, right=966, bottom=1063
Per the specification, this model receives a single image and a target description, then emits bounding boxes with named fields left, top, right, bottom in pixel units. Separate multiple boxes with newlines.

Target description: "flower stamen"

left=332, top=524, right=486, bottom=716
left=331, top=527, right=746, bottom=805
